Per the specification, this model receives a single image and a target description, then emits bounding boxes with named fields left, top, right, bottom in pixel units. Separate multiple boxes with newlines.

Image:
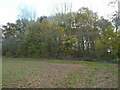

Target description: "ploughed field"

left=2, top=58, right=118, bottom=88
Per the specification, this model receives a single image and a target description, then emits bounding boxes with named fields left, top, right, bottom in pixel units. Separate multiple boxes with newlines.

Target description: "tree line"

left=2, top=7, right=120, bottom=62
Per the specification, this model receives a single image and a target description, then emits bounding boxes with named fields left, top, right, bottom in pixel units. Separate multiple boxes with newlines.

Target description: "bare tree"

left=118, top=0, right=120, bottom=31
left=51, top=0, right=72, bottom=15
left=108, top=0, right=120, bottom=31
left=17, top=5, right=37, bottom=21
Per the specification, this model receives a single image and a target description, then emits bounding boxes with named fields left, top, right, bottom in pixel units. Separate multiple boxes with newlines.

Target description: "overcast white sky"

left=0, top=0, right=118, bottom=25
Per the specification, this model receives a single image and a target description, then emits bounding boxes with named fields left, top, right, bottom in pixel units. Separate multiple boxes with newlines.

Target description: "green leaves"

left=2, top=7, right=119, bottom=62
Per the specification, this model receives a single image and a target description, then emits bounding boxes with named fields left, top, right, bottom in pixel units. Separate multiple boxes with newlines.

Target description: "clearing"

left=2, top=58, right=118, bottom=88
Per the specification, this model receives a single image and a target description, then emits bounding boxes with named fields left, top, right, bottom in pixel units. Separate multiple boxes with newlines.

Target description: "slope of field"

left=2, top=58, right=118, bottom=88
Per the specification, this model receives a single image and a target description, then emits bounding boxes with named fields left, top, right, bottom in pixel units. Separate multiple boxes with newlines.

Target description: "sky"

left=0, top=0, right=118, bottom=25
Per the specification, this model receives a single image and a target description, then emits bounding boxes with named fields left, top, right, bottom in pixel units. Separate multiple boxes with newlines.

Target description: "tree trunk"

left=118, top=1, right=120, bottom=31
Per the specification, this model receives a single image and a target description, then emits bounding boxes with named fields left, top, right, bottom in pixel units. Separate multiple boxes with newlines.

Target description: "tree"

left=18, top=5, right=36, bottom=21
left=97, top=17, right=114, bottom=31
left=108, top=0, right=120, bottom=32
left=2, top=23, right=19, bottom=57
left=2, top=5, right=119, bottom=62
left=73, top=7, right=99, bottom=58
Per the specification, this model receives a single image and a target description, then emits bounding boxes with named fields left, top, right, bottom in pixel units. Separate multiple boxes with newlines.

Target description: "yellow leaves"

left=62, top=41, right=66, bottom=44
left=72, top=43, right=76, bottom=46
left=68, top=40, right=71, bottom=43
left=71, top=47, right=75, bottom=50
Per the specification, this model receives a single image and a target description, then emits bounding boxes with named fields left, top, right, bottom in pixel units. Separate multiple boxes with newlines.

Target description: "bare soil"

left=2, top=60, right=85, bottom=88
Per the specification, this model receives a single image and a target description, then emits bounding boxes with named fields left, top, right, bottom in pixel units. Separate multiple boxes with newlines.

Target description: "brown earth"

left=2, top=60, right=85, bottom=88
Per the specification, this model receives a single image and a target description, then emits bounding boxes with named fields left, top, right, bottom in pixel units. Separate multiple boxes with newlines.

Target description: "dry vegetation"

left=2, top=59, right=118, bottom=88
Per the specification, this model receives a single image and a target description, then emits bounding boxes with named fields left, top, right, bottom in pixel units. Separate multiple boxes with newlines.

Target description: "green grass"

left=58, top=65, right=118, bottom=88
left=2, top=58, right=114, bottom=65
left=2, top=58, right=118, bottom=88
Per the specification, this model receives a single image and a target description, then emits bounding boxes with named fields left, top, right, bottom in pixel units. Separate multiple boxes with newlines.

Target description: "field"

left=2, top=58, right=118, bottom=88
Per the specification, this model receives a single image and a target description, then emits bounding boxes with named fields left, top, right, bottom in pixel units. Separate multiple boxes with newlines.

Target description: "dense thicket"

left=2, top=7, right=120, bottom=62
